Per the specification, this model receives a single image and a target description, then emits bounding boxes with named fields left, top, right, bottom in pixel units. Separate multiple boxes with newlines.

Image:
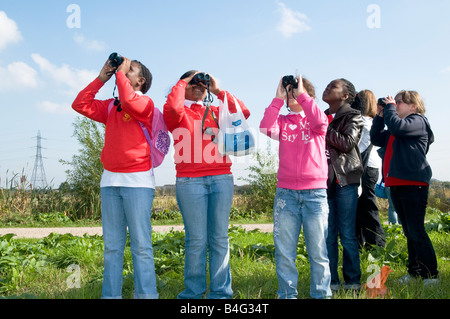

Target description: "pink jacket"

left=259, top=93, right=328, bottom=190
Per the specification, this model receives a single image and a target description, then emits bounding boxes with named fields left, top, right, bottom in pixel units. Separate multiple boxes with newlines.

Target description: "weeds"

left=0, top=218, right=449, bottom=299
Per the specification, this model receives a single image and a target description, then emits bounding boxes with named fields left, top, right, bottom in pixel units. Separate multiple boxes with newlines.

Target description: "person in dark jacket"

left=370, top=90, right=438, bottom=284
left=323, top=79, right=363, bottom=290
left=353, top=90, right=386, bottom=249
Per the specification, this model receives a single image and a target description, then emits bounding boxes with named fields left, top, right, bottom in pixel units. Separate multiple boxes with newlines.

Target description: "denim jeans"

left=176, top=174, right=234, bottom=299
left=390, top=186, right=438, bottom=279
left=327, top=183, right=361, bottom=286
left=101, top=187, right=158, bottom=299
left=385, top=187, right=400, bottom=225
left=273, top=188, right=332, bottom=299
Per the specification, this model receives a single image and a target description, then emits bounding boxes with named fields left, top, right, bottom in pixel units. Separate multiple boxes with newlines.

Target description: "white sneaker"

left=343, top=283, right=361, bottom=290
left=398, top=274, right=413, bottom=284
left=423, top=278, right=439, bottom=286
left=330, top=283, right=340, bottom=291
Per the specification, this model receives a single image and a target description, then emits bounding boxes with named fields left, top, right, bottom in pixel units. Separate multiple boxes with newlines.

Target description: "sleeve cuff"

left=271, top=98, right=284, bottom=110
left=297, top=92, right=311, bottom=104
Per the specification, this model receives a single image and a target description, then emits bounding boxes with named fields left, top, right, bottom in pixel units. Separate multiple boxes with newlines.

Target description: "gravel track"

left=0, top=224, right=273, bottom=238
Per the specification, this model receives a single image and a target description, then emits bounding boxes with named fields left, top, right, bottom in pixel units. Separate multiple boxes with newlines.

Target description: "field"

left=0, top=222, right=449, bottom=299
left=0, top=180, right=449, bottom=299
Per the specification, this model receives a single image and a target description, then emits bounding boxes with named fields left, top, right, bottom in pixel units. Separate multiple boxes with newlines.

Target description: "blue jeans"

left=101, top=187, right=158, bottom=299
left=273, top=188, right=331, bottom=299
left=176, top=174, right=234, bottom=299
left=326, top=184, right=361, bottom=286
left=385, top=187, right=400, bottom=225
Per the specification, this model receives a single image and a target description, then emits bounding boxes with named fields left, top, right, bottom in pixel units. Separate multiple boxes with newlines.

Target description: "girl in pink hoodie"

left=260, top=75, right=331, bottom=299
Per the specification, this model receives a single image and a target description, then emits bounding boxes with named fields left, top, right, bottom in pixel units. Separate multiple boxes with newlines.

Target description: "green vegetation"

left=0, top=218, right=448, bottom=299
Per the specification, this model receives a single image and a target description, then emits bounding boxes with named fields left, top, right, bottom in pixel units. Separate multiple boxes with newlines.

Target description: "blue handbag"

left=375, top=181, right=388, bottom=199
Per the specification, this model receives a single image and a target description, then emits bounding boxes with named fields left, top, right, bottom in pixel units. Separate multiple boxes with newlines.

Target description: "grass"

left=1, top=181, right=449, bottom=299
left=1, top=222, right=448, bottom=299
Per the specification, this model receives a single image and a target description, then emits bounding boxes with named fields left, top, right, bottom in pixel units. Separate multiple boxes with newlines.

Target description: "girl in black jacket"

left=370, top=91, right=438, bottom=284
left=323, top=78, right=363, bottom=290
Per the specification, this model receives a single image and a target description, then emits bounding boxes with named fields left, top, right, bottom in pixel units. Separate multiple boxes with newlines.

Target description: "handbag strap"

left=201, top=101, right=219, bottom=133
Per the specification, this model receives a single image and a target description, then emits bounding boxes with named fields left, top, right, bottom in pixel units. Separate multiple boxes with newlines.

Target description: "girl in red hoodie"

left=72, top=57, right=158, bottom=299
left=163, top=70, right=250, bottom=299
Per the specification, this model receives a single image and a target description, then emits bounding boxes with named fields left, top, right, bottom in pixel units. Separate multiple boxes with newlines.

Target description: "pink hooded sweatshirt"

left=259, top=92, right=329, bottom=190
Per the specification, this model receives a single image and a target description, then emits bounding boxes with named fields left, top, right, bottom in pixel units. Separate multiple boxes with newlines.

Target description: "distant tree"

left=60, top=116, right=104, bottom=219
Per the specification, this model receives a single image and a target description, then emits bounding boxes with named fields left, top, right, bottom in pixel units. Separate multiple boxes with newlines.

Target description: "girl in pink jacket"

left=260, top=75, right=331, bottom=299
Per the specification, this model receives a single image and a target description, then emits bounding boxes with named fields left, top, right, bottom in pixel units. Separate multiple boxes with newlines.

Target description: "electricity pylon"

left=30, top=130, right=47, bottom=189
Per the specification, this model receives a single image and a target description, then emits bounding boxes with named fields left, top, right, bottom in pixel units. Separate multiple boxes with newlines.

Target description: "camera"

left=108, top=52, right=124, bottom=68
left=191, top=72, right=210, bottom=86
left=282, top=75, right=298, bottom=90
left=378, top=97, right=387, bottom=107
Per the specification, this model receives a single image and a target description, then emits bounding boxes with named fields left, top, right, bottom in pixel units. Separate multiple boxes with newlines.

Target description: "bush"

left=60, top=117, right=105, bottom=220
left=239, top=141, right=278, bottom=214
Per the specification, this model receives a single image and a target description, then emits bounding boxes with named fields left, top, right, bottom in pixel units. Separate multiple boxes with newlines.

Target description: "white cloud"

left=37, top=101, right=72, bottom=115
left=276, top=1, right=311, bottom=38
left=440, top=66, right=450, bottom=73
left=74, top=33, right=107, bottom=52
left=0, top=61, right=38, bottom=90
left=31, top=53, right=97, bottom=95
left=0, top=11, right=22, bottom=51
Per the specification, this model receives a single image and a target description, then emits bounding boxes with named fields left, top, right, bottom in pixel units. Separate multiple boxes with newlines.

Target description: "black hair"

left=350, top=93, right=365, bottom=114
left=339, top=78, right=356, bottom=105
left=180, top=70, right=198, bottom=80
left=132, top=60, right=152, bottom=94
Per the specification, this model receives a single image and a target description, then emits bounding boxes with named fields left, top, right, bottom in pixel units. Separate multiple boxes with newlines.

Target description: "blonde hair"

left=396, top=90, right=426, bottom=115
left=358, top=90, right=377, bottom=118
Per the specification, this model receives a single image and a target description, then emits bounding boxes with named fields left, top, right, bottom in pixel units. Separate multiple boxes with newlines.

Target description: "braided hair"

left=339, top=78, right=356, bottom=105
left=132, top=60, right=152, bottom=94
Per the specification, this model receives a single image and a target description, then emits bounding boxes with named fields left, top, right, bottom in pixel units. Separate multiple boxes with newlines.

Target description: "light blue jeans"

left=386, top=187, right=400, bottom=225
left=176, top=174, right=234, bottom=299
left=273, top=188, right=332, bottom=299
left=100, top=187, right=158, bottom=299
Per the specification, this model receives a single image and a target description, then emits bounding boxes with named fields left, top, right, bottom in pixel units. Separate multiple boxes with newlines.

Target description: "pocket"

left=213, top=174, right=234, bottom=182
left=176, top=177, right=192, bottom=184
left=311, top=188, right=327, bottom=199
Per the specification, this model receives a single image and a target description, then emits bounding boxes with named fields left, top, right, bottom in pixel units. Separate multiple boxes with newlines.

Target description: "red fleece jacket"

left=72, top=71, right=154, bottom=173
left=163, top=80, right=250, bottom=177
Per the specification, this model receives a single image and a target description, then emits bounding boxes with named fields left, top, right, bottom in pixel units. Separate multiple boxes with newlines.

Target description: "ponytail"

left=132, top=60, right=153, bottom=94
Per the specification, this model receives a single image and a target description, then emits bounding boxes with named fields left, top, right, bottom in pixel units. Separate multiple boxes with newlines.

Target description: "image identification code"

left=180, top=302, right=269, bottom=316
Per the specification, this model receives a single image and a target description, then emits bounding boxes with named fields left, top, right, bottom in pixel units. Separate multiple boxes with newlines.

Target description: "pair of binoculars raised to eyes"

left=282, top=75, right=299, bottom=90
left=191, top=72, right=211, bottom=86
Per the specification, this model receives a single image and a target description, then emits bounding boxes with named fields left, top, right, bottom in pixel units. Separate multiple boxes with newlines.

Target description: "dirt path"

left=0, top=224, right=273, bottom=238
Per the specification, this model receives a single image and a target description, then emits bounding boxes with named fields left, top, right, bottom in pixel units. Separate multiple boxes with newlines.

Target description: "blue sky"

left=1, top=0, right=449, bottom=188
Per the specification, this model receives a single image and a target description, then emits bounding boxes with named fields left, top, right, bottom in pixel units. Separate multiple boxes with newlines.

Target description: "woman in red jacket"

left=72, top=57, right=158, bottom=299
left=163, top=70, right=250, bottom=299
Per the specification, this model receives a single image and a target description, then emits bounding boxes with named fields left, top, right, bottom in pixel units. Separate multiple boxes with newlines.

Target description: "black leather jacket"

left=325, top=104, right=364, bottom=187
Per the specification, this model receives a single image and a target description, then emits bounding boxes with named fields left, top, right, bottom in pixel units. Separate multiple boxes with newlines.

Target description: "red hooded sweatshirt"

left=72, top=71, right=154, bottom=173
left=163, top=80, right=250, bottom=177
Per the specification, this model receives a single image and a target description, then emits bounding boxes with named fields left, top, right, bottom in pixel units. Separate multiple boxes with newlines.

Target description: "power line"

left=30, top=130, right=48, bottom=189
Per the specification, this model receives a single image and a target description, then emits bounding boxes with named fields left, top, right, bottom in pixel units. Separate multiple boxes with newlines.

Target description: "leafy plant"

left=60, top=116, right=105, bottom=220
left=239, top=141, right=278, bottom=214
left=425, top=210, right=450, bottom=233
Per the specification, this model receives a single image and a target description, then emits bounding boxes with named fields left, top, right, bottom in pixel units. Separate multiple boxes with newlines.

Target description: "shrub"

left=239, top=141, right=278, bottom=214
